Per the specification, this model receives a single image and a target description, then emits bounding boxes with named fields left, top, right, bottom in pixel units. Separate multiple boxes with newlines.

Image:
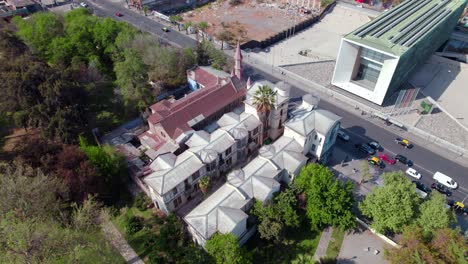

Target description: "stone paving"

left=101, top=221, right=145, bottom=264
left=313, top=227, right=334, bottom=261
left=281, top=61, right=336, bottom=87
left=416, top=111, right=468, bottom=150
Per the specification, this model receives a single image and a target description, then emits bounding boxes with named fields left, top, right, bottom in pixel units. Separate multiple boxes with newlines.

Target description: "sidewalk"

left=101, top=221, right=144, bottom=264
left=313, top=227, right=334, bottom=261
left=235, top=51, right=468, bottom=168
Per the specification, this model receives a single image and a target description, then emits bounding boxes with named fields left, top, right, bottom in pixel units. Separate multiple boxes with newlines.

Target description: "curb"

left=355, top=218, right=400, bottom=248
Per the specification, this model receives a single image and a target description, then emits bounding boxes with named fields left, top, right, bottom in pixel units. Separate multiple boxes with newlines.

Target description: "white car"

left=406, top=168, right=422, bottom=180
left=80, top=2, right=88, bottom=7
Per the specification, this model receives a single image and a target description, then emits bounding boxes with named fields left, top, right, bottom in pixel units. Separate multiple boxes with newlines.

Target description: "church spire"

left=246, top=76, right=251, bottom=88
left=234, top=40, right=243, bottom=81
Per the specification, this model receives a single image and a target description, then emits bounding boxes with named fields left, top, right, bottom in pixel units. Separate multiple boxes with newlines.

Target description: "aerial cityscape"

left=1, top=0, right=468, bottom=263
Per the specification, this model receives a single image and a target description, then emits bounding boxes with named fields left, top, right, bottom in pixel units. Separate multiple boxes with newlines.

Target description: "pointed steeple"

left=231, top=69, right=235, bottom=77
left=234, top=40, right=243, bottom=81
left=246, top=76, right=251, bottom=89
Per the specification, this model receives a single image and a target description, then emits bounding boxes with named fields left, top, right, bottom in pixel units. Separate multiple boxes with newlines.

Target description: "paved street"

left=85, top=0, right=468, bottom=202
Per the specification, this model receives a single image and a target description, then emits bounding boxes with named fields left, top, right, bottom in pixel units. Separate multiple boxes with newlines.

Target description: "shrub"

left=134, top=193, right=151, bottom=211
left=125, top=216, right=143, bottom=235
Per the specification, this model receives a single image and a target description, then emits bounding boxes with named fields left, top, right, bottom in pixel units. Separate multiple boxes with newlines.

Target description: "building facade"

left=332, top=0, right=466, bottom=105
left=184, top=94, right=342, bottom=246
left=143, top=111, right=262, bottom=214
left=244, top=80, right=291, bottom=142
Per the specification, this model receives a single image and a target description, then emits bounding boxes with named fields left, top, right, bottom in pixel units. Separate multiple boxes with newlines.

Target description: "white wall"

left=332, top=39, right=400, bottom=105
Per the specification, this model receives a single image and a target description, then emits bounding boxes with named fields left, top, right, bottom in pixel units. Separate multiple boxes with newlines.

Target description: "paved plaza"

left=337, top=226, right=391, bottom=264
left=248, top=5, right=373, bottom=66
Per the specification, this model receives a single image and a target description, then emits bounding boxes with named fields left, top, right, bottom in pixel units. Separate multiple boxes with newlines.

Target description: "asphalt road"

left=86, top=0, right=468, bottom=202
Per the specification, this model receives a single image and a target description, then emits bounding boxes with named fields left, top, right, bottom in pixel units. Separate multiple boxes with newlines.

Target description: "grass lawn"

left=112, top=205, right=161, bottom=261
left=245, top=219, right=322, bottom=263
left=325, top=227, right=346, bottom=260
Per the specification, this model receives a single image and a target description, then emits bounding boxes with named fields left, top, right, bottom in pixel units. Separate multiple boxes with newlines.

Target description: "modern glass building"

left=332, top=0, right=467, bottom=105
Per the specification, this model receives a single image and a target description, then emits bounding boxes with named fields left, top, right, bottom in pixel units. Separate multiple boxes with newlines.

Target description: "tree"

left=72, top=195, right=103, bottom=232
left=385, top=226, right=468, bottom=264
left=0, top=162, right=66, bottom=220
left=360, top=160, right=372, bottom=184
left=198, top=21, right=209, bottom=40
left=359, top=172, right=420, bottom=234
left=13, top=12, right=63, bottom=56
left=143, top=5, right=149, bottom=16
left=252, top=85, right=277, bottom=140
left=295, top=163, right=355, bottom=230
left=217, top=30, right=233, bottom=50
left=205, top=233, right=251, bottom=264
left=79, top=138, right=128, bottom=202
left=417, top=193, right=454, bottom=234
left=198, top=176, right=211, bottom=196
left=183, top=21, right=193, bottom=35
left=252, top=188, right=300, bottom=242
left=169, top=15, right=183, bottom=31
left=114, top=48, right=152, bottom=110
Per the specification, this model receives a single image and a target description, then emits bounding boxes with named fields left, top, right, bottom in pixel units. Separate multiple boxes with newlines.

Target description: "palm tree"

left=198, top=21, right=209, bottom=40
left=198, top=176, right=211, bottom=197
left=252, top=85, right=277, bottom=141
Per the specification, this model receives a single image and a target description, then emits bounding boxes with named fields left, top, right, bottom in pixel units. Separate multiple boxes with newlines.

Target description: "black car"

left=412, top=181, right=432, bottom=194
left=395, top=154, right=413, bottom=166
left=355, top=144, right=375, bottom=155
left=368, top=141, right=383, bottom=151
left=431, top=182, right=452, bottom=197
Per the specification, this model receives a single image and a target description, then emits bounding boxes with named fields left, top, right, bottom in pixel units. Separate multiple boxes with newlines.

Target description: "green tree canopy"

left=252, top=188, right=300, bottom=242
left=295, top=163, right=355, bottom=230
left=205, top=233, right=251, bottom=264
left=417, top=192, right=454, bottom=234
left=359, top=172, right=420, bottom=234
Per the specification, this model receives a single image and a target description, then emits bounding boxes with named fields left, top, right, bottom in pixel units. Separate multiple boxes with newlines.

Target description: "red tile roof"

left=146, top=67, right=246, bottom=144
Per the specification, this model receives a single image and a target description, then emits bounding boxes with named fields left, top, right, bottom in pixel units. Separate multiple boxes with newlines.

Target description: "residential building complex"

left=139, top=44, right=246, bottom=159
left=184, top=95, right=341, bottom=246
left=143, top=110, right=263, bottom=213
left=332, top=0, right=467, bottom=105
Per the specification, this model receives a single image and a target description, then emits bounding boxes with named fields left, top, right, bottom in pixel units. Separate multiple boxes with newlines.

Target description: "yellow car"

left=367, top=156, right=381, bottom=166
left=395, top=137, right=413, bottom=148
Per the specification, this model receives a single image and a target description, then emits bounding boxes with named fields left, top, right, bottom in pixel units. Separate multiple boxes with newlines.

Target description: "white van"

left=433, top=172, right=458, bottom=189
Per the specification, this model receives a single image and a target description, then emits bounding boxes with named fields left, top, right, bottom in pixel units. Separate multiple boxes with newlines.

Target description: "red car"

left=115, top=12, right=123, bottom=17
left=378, top=153, right=396, bottom=165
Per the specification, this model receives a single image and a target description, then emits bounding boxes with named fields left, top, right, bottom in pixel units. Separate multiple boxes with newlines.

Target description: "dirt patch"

left=2, top=128, right=40, bottom=152
left=182, top=0, right=321, bottom=43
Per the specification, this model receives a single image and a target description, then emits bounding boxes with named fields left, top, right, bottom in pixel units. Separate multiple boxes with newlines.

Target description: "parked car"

left=337, top=130, right=350, bottom=142
left=355, top=143, right=375, bottom=155
left=395, top=138, right=413, bottom=148
left=80, top=2, right=88, bottom=7
left=431, top=182, right=452, bottom=197
left=433, top=171, right=458, bottom=189
left=161, top=27, right=170, bottom=32
left=368, top=141, right=382, bottom=151
left=115, top=12, right=123, bottom=17
left=395, top=154, right=413, bottom=166
left=367, top=156, right=381, bottom=167
left=412, top=181, right=432, bottom=194
left=378, top=153, right=395, bottom=165
left=406, top=168, right=422, bottom=179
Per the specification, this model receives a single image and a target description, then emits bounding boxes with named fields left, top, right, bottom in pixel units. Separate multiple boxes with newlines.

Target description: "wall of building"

left=387, top=4, right=466, bottom=99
